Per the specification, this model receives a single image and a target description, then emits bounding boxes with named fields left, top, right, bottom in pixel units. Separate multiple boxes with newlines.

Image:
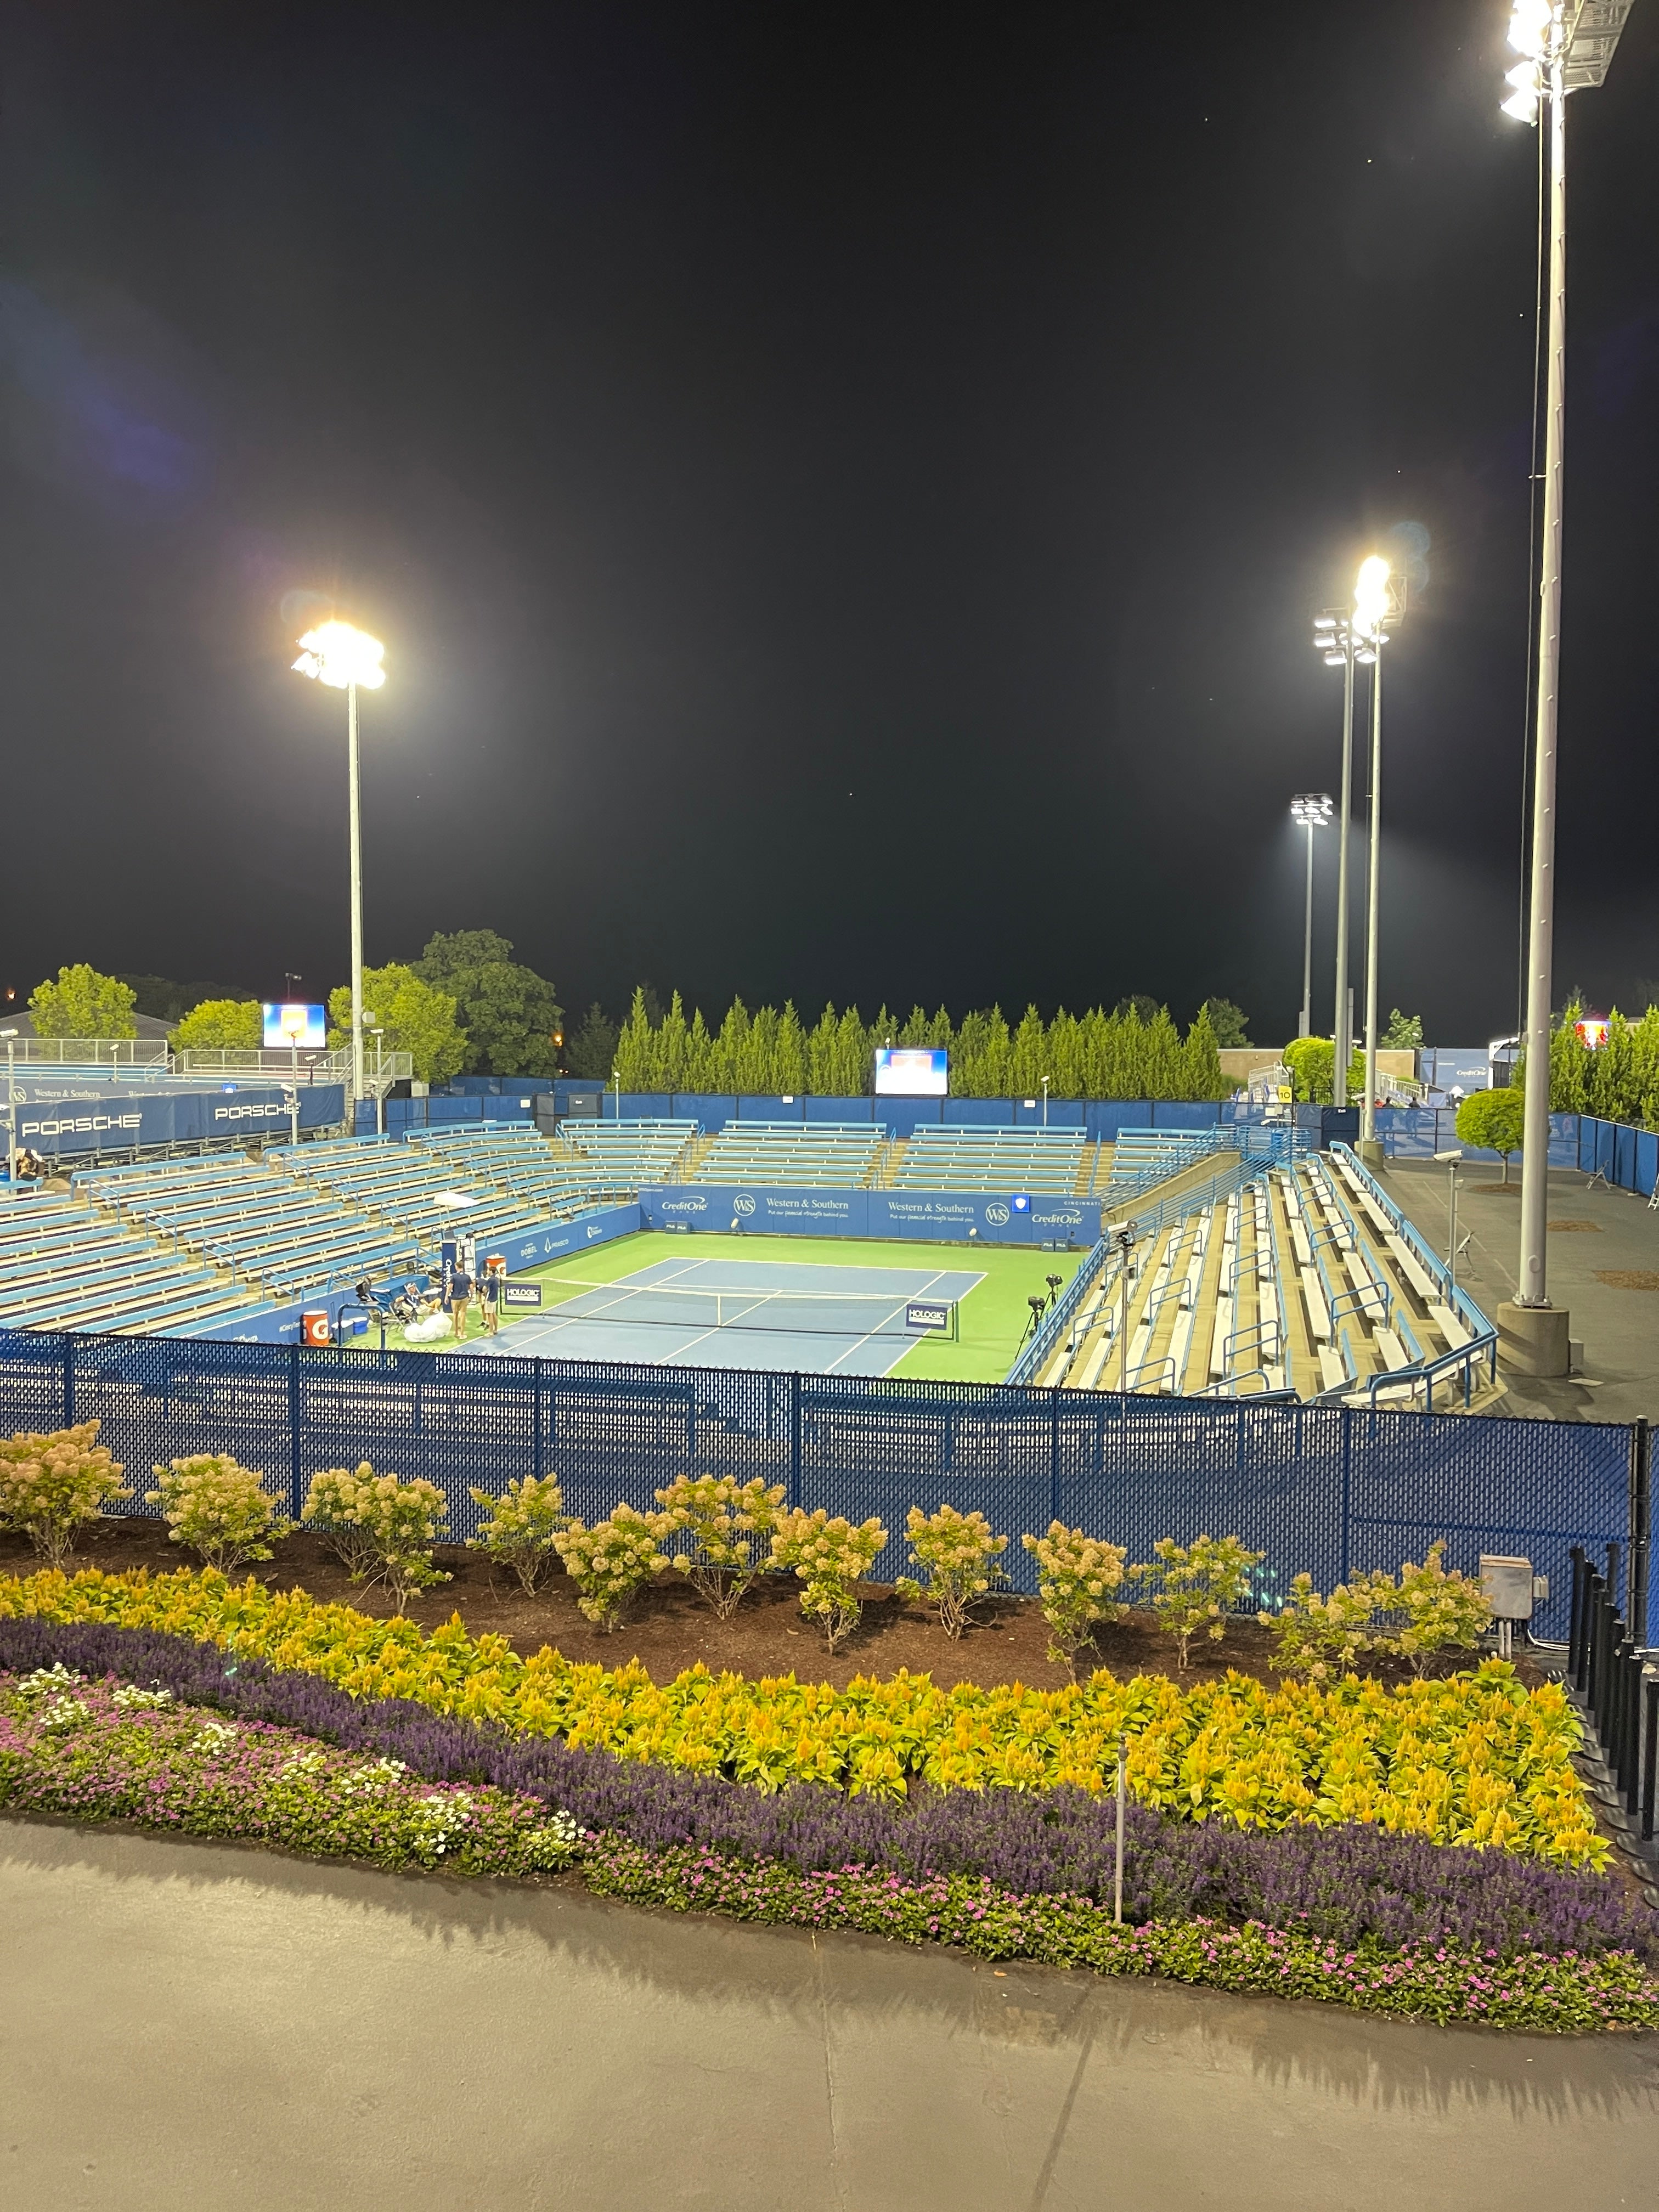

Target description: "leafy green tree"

left=1545, top=1001, right=1594, bottom=1114
left=29, top=965, right=137, bottom=1039
left=1456, top=1087, right=1525, bottom=1181
left=1381, top=1008, right=1424, bottom=1050
left=1047, top=1008, right=1084, bottom=1098
left=654, top=990, right=690, bottom=1092
left=773, top=1001, right=807, bottom=1094
left=1008, top=1005, right=1047, bottom=1099
left=328, top=964, right=466, bottom=1086
left=1284, top=1035, right=1364, bottom=1105
left=415, top=932, right=563, bottom=1078
left=1143, top=1007, right=1185, bottom=1099
left=1197, top=996, right=1250, bottom=1049
left=1114, top=995, right=1163, bottom=1025
left=171, top=1000, right=262, bottom=1051
left=566, top=1002, right=619, bottom=1081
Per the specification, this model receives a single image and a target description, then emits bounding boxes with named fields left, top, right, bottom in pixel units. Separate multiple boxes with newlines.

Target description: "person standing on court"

left=449, top=1256, right=473, bottom=1341
left=480, top=1257, right=504, bottom=1336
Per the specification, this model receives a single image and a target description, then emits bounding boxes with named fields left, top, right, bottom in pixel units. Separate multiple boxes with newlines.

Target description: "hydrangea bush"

left=554, top=1504, right=669, bottom=1629
left=302, top=1464, right=450, bottom=1609
left=654, top=1476, right=787, bottom=1618
left=1022, top=1523, right=1127, bottom=1679
left=896, top=1505, right=1008, bottom=1639
left=147, top=1455, right=292, bottom=1572
left=770, top=1509, right=888, bottom=1651
left=468, top=1474, right=569, bottom=1595
left=0, top=1423, right=130, bottom=1568
left=1130, top=1534, right=1264, bottom=1669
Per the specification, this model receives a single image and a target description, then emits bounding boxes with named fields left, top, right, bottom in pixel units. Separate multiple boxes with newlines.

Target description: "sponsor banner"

left=18, top=1085, right=346, bottom=1156
left=501, top=1281, right=545, bottom=1308
left=486, top=1203, right=641, bottom=1272
left=905, top=1301, right=953, bottom=1333
left=635, top=1186, right=1096, bottom=1247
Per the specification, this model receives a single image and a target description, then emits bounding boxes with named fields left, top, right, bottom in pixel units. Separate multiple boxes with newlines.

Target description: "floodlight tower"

left=291, top=620, right=387, bottom=1109
left=1498, top=0, right=1634, bottom=1375
left=1353, top=556, right=1404, bottom=1162
left=1289, top=793, right=1334, bottom=1039
left=1311, top=555, right=1399, bottom=1113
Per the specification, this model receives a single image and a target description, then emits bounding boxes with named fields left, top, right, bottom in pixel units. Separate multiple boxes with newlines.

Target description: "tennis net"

left=542, top=1279, right=949, bottom=1338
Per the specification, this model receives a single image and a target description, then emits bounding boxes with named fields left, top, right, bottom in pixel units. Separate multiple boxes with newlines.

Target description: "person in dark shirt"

left=480, top=1259, right=504, bottom=1335
left=449, top=1262, right=473, bottom=1340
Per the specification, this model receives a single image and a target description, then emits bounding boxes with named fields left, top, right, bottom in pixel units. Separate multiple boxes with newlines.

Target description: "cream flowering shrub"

left=654, top=1475, right=787, bottom=1619
left=771, top=1508, right=888, bottom=1652
left=1266, top=1545, right=1494, bottom=1680
left=301, top=1463, right=449, bottom=1610
left=469, top=1475, right=569, bottom=1595
left=302, top=1465, right=382, bottom=1583
left=553, top=1504, right=669, bottom=1630
left=896, top=1505, right=1008, bottom=1639
left=146, top=1454, right=292, bottom=1571
left=1130, top=1534, right=1264, bottom=1671
left=0, top=1421, right=129, bottom=1568
left=1022, top=1523, right=1127, bottom=1679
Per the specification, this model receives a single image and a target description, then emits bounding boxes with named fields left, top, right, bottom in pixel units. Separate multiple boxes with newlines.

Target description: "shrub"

left=1262, top=1571, right=1384, bottom=1680
left=554, top=1505, right=669, bottom=1630
left=1266, top=1546, right=1492, bottom=1680
left=301, top=1463, right=449, bottom=1610
left=771, top=1509, right=887, bottom=1652
left=1023, top=1522, right=1127, bottom=1678
left=654, top=1475, right=787, bottom=1619
left=896, top=1505, right=1008, bottom=1638
left=1130, top=1534, right=1264, bottom=1670
left=146, top=1455, right=292, bottom=1572
left=1393, top=1542, right=1493, bottom=1673
left=468, top=1475, right=568, bottom=1595
left=0, top=1422, right=130, bottom=1568
left=301, top=1465, right=381, bottom=1583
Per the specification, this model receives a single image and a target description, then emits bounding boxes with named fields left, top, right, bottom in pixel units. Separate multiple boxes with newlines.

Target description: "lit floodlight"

left=1290, top=792, right=1334, bottom=829
left=1508, top=1, right=1553, bottom=61
left=292, top=619, right=387, bottom=692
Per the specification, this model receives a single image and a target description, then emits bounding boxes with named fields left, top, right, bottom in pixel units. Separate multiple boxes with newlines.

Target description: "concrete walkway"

left=1376, top=1158, right=1659, bottom=1425
left=3, top=1819, right=1657, bottom=2209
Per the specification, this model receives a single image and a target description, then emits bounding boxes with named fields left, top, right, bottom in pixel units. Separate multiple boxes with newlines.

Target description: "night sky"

left=2, top=1, right=1656, bottom=1048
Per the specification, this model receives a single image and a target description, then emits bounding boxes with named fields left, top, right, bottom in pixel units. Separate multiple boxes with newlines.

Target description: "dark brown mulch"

left=0, top=1516, right=1537, bottom=1696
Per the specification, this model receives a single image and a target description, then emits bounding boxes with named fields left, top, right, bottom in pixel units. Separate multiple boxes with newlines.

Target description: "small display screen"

left=873, top=1047, right=949, bottom=1097
left=262, top=1002, right=329, bottom=1048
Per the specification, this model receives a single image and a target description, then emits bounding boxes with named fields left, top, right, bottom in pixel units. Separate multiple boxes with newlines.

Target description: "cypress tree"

left=655, top=990, right=689, bottom=1092
left=1009, top=1005, right=1047, bottom=1099
left=715, top=997, right=751, bottom=1094
left=614, top=986, right=657, bottom=1092
left=774, top=1001, right=807, bottom=1095
left=807, top=1003, right=840, bottom=1094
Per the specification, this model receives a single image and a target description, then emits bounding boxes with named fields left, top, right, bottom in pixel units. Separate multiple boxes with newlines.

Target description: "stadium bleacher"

left=688, top=1122, right=883, bottom=1188
left=280, top=1131, right=628, bottom=1253
left=0, top=1187, right=262, bottom=1336
left=885, top=1126, right=1086, bottom=1193
left=554, top=1119, right=699, bottom=1185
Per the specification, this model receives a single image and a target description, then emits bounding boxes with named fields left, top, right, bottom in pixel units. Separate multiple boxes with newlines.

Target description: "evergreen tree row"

left=1547, top=1005, right=1659, bottom=1127
left=610, top=992, right=1233, bottom=1102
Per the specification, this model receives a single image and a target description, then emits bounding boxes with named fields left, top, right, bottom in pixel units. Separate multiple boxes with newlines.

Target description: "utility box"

left=1480, top=1555, right=1535, bottom=1621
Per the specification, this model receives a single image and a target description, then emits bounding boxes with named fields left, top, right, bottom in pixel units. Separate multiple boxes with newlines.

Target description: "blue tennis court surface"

left=460, top=1255, right=985, bottom=1375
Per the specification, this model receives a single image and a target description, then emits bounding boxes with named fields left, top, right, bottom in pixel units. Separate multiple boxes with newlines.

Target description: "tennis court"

left=459, top=1254, right=985, bottom=1375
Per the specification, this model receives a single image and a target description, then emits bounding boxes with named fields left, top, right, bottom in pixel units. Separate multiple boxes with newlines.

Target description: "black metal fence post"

left=1630, top=1417, right=1652, bottom=1647
left=1615, top=1638, right=1635, bottom=1801
left=1643, top=1677, right=1658, bottom=1844
left=1575, top=1548, right=1593, bottom=1681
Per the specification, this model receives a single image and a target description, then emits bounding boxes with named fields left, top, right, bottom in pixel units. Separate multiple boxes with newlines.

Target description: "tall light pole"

left=1, top=1029, right=16, bottom=1179
left=1289, top=793, right=1333, bottom=1039
left=1497, top=0, right=1633, bottom=1376
left=1353, top=556, right=1403, bottom=1163
left=1311, top=610, right=1357, bottom=1106
left=292, top=620, right=387, bottom=1109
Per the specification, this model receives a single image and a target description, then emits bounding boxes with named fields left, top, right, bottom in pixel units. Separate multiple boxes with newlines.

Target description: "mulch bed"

left=0, top=1516, right=1542, bottom=1696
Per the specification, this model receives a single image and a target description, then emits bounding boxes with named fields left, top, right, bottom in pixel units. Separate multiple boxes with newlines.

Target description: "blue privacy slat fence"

left=0, top=1326, right=1643, bottom=1639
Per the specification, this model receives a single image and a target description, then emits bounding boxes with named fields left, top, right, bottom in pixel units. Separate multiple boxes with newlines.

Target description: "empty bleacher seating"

left=552, top=1120, right=698, bottom=1185
left=887, top=1126, right=1086, bottom=1193
left=689, top=1124, right=882, bottom=1187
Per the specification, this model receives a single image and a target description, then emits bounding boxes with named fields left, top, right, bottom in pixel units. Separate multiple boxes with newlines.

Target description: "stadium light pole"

left=1353, top=556, right=1402, bottom=1163
left=1497, top=0, right=1633, bottom=1375
left=1, top=1029, right=15, bottom=1179
left=291, top=620, right=387, bottom=1110
left=1289, top=793, right=1334, bottom=1038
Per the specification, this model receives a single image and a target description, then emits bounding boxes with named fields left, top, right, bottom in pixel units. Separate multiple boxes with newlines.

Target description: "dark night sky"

left=1, top=1, right=1655, bottom=1047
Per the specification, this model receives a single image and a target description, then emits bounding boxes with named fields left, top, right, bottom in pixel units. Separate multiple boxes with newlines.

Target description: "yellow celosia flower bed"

left=0, top=1566, right=1606, bottom=1865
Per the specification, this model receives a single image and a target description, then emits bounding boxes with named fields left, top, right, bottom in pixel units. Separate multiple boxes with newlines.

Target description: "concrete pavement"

left=3, top=1816, right=1657, bottom=2210
left=1375, top=1157, right=1659, bottom=1425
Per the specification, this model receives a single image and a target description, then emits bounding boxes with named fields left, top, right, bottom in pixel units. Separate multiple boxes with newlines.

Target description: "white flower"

left=112, top=1684, right=174, bottom=1712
